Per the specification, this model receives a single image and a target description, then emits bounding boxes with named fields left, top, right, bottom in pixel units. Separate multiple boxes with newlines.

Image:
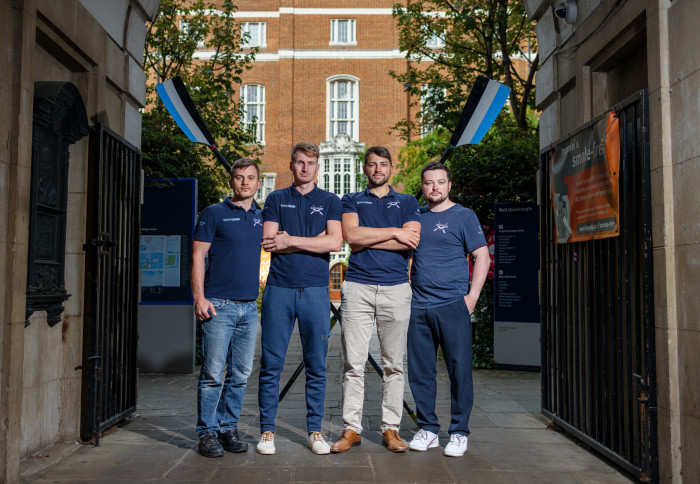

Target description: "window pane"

left=324, top=159, right=330, bottom=172
left=323, top=174, right=329, bottom=190
left=334, top=159, right=341, bottom=172
left=344, top=159, right=351, bottom=172
left=344, top=174, right=350, bottom=194
left=334, top=174, right=341, bottom=194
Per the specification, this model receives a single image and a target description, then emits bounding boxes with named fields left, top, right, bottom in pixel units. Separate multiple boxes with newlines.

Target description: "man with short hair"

left=407, top=161, right=489, bottom=457
left=331, top=146, right=421, bottom=453
left=192, top=158, right=263, bottom=458
left=257, top=142, right=343, bottom=455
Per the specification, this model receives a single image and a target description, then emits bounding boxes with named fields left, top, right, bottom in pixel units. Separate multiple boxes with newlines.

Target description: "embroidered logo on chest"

left=387, top=201, right=401, bottom=209
left=310, top=205, right=324, bottom=215
left=253, top=217, right=262, bottom=227
left=434, top=222, right=448, bottom=233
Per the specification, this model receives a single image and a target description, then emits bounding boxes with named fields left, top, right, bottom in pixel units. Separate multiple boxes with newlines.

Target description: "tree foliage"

left=143, top=0, right=258, bottom=210
left=391, top=0, right=538, bottom=134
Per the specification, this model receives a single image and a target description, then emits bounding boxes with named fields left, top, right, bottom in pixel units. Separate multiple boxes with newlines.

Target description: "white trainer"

left=443, top=433, right=468, bottom=457
left=307, top=431, right=331, bottom=455
left=256, top=431, right=276, bottom=455
left=408, top=429, right=440, bottom=451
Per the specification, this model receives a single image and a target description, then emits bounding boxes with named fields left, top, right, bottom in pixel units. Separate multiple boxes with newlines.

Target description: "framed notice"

left=550, top=112, right=620, bottom=243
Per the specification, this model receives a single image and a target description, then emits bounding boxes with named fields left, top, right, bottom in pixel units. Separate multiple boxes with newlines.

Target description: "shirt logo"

left=223, top=218, right=240, bottom=222
left=434, top=222, right=448, bottom=233
left=357, top=201, right=372, bottom=205
left=387, top=201, right=401, bottom=209
left=310, top=205, right=324, bottom=215
left=281, top=204, right=296, bottom=208
left=253, top=217, right=262, bottom=226
left=198, top=221, right=206, bottom=226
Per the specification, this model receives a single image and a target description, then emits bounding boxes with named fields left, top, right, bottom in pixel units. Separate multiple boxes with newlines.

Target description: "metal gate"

left=540, top=90, right=657, bottom=481
left=81, top=124, right=141, bottom=442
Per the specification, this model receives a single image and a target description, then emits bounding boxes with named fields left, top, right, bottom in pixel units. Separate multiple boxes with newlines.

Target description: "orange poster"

left=550, top=112, right=620, bottom=243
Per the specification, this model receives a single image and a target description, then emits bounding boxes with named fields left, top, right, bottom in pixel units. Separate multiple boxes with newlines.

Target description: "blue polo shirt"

left=410, top=204, right=487, bottom=308
left=263, top=184, right=342, bottom=288
left=342, top=186, right=421, bottom=285
left=193, top=198, right=263, bottom=300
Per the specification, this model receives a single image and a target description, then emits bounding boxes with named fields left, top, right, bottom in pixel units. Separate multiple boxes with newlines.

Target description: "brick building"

left=225, top=1, right=419, bottom=199
left=218, top=2, right=423, bottom=294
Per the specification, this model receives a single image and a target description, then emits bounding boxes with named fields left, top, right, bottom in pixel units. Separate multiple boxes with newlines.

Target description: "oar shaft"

left=209, top=145, right=232, bottom=173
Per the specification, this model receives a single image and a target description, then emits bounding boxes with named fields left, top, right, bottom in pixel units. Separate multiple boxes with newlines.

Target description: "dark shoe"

left=199, top=432, right=224, bottom=458
left=382, top=429, right=407, bottom=452
left=218, top=428, right=248, bottom=453
left=331, top=428, right=361, bottom=453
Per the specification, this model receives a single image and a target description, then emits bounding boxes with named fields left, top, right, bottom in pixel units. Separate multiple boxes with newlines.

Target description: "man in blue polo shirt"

left=257, top=142, right=343, bottom=456
left=192, top=158, right=263, bottom=458
left=331, top=146, right=421, bottom=454
left=407, top=161, right=489, bottom=458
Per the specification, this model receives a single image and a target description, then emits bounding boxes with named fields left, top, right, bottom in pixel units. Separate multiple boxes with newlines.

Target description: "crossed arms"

left=341, top=212, right=421, bottom=251
left=261, top=220, right=343, bottom=254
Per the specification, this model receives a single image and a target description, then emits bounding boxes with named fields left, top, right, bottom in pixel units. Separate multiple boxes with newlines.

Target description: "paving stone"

left=22, top=327, right=630, bottom=483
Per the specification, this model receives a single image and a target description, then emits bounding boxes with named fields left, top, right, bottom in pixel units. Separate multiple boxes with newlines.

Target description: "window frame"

left=330, top=19, right=357, bottom=46
left=241, top=84, right=266, bottom=144
left=326, top=75, right=360, bottom=142
left=242, top=21, right=267, bottom=48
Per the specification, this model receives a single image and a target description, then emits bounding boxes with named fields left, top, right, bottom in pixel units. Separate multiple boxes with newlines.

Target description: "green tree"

left=391, top=0, right=538, bottom=135
left=143, top=0, right=259, bottom=210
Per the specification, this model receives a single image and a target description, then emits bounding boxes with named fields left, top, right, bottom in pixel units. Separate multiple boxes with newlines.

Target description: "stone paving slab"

left=21, top=323, right=631, bottom=483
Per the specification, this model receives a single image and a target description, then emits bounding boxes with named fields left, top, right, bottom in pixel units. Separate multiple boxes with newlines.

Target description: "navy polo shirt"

left=342, top=186, right=421, bottom=285
left=263, top=185, right=342, bottom=288
left=410, top=204, right=487, bottom=309
left=193, top=198, right=263, bottom=300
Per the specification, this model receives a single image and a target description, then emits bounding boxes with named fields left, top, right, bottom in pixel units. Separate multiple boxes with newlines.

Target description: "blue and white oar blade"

left=451, top=76, right=511, bottom=147
left=156, top=76, right=215, bottom=146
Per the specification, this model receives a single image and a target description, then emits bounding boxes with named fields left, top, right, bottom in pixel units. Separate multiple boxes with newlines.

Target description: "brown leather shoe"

left=331, top=428, right=361, bottom=453
left=382, top=429, right=407, bottom=452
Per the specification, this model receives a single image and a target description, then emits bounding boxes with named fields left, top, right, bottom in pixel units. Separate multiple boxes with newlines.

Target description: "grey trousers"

left=339, top=280, right=412, bottom=433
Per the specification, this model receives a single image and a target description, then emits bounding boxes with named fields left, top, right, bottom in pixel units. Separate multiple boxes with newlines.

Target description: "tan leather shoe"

left=382, top=429, right=407, bottom=452
left=331, top=428, right=361, bottom=453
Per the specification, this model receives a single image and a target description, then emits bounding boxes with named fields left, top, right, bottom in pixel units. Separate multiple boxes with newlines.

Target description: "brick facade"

left=227, top=1, right=419, bottom=193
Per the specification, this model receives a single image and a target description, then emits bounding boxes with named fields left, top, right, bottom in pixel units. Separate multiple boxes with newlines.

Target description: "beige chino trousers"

left=339, top=280, right=412, bottom=434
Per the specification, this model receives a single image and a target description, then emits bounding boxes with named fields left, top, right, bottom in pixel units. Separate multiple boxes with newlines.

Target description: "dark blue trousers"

left=258, top=285, right=330, bottom=433
left=407, top=297, right=473, bottom=437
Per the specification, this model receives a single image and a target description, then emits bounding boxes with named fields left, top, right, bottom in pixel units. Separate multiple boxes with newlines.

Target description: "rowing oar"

left=414, top=75, right=511, bottom=199
left=156, top=75, right=233, bottom=173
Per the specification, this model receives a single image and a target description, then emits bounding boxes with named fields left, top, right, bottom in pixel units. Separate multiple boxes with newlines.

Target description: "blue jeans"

left=258, top=285, right=330, bottom=433
left=196, top=299, right=258, bottom=437
left=407, top=297, right=473, bottom=437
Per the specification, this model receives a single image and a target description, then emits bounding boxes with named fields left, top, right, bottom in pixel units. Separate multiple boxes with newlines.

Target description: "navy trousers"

left=407, top=297, right=473, bottom=437
left=258, top=285, right=330, bottom=433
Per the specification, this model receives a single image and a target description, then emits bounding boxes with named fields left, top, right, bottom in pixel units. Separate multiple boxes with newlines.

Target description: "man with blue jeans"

left=407, top=161, right=490, bottom=457
left=192, top=158, right=263, bottom=458
left=331, top=146, right=421, bottom=453
left=257, top=142, right=343, bottom=455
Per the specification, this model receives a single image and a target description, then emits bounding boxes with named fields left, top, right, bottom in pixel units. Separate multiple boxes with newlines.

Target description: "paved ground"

left=21, top=323, right=631, bottom=483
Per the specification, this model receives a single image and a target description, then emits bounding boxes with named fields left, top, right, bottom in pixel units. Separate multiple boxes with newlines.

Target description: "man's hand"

left=464, top=293, right=478, bottom=315
left=195, top=297, right=216, bottom=321
left=262, top=231, right=292, bottom=252
left=394, top=227, right=420, bottom=249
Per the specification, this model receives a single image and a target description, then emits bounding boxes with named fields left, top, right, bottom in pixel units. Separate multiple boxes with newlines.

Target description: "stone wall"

left=524, top=0, right=699, bottom=481
left=0, top=1, right=157, bottom=481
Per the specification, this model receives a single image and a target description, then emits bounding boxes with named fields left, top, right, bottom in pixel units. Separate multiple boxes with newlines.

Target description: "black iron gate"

left=540, top=90, right=657, bottom=481
left=81, top=124, right=141, bottom=442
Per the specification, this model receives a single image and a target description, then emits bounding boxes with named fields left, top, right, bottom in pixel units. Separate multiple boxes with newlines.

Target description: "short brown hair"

left=364, top=146, right=392, bottom=165
left=421, top=161, right=451, bottom=182
left=230, top=158, right=259, bottom=178
left=291, top=142, right=320, bottom=162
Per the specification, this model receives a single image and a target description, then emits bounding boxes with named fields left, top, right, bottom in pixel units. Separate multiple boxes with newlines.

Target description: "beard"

left=367, top=174, right=389, bottom=188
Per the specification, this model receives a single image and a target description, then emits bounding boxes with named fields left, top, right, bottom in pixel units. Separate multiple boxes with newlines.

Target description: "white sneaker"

left=443, top=433, right=468, bottom=457
left=408, top=429, right=439, bottom=451
left=256, top=431, right=276, bottom=455
left=307, top=431, right=331, bottom=455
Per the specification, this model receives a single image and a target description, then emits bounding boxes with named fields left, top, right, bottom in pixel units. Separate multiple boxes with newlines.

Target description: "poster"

left=550, top=111, right=620, bottom=243
left=140, top=235, right=181, bottom=287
